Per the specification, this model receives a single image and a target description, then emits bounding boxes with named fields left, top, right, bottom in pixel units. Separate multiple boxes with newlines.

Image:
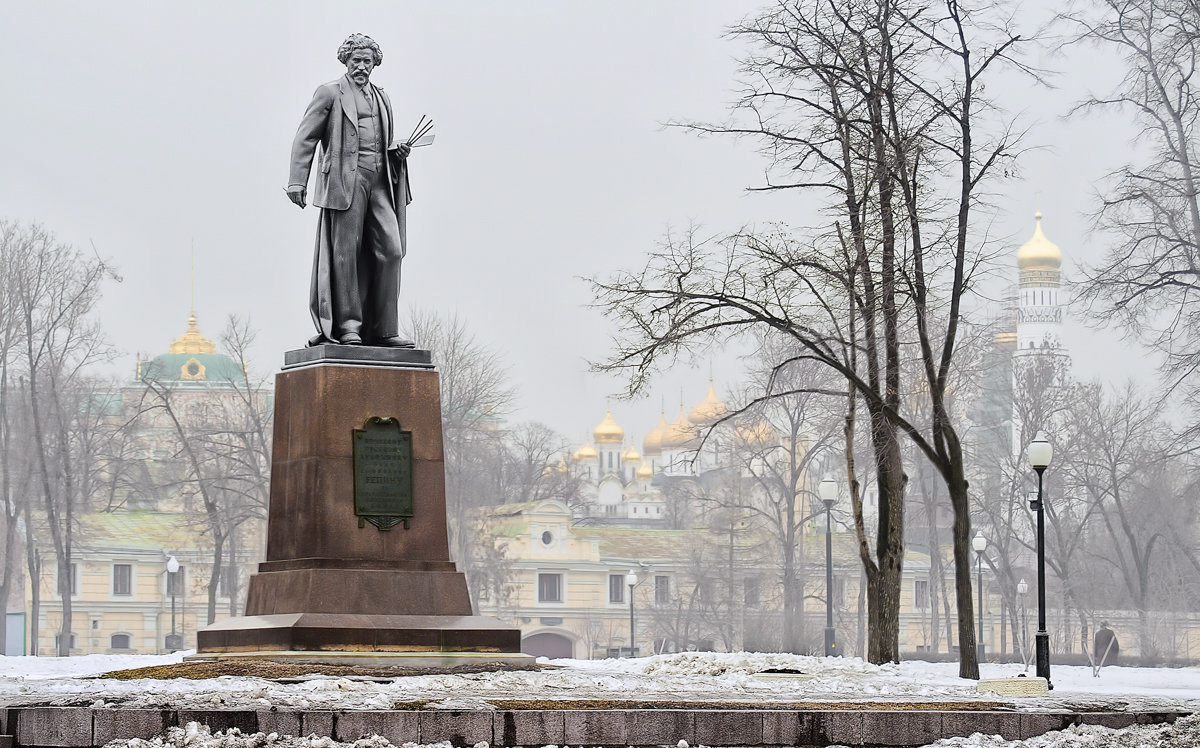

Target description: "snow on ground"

left=0, top=651, right=1197, bottom=713
left=96, top=714, right=1200, bottom=748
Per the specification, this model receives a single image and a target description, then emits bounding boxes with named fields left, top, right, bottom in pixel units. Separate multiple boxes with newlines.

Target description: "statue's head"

left=338, top=34, right=383, bottom=86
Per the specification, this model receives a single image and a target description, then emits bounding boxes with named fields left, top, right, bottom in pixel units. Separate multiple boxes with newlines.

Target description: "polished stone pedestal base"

left=195, top=353, right=527, bottom=664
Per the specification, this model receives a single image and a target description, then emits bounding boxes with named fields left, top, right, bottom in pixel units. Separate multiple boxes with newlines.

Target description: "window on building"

left=110, top=633, right=132, bottom=650
left=537, top=573, right=562, bottom=603
left=167, top=566, right=185, bottom=597
left=53, top=633, right=77, bottom=651
left=832, top=576, right=846, bottom=607
left=609, top=574, right=625, bottom=604
left=915, top=579, right=930, bottom=610
left=113, top=564, right=132, bottom=596
left=743, top=577, right=760, bottom=608
left=655, top=575, right=670, bottom=605
left=218, top=565, right=234, bottom=598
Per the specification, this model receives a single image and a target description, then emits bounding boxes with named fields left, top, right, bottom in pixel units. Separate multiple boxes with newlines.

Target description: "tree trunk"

left=947, top=462, right=979, bottom=679
left=867, top=405, right=906, bottom=664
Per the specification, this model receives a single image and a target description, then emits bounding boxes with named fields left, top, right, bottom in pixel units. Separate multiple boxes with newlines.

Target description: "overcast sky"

left=0, top=1, right=1153, bottom=446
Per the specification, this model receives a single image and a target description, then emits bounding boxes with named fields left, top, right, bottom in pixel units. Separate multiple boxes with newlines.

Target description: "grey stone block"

left=301, top=712, right=335, bottom=737
left=1078, top=712, right=1136, bottom=730
left=565, top=710, right=627, bottom=745
left=813, top=711, right=863, bottom=746
left=94, top=709, right=169, bottom=743
left=1020, top=712, right=1077, bottom=739
left=941, top=711, right=1020, bottom=741
left=861, top=711, right=940, bottom=746
left=1135, top=711, right=1186, bottom=725
left=14, top=707, right=92, bottom=747
left=257, top=710, right=302, bottom=736
left=0, top=735, right=12, bottom=748
left=763, top=711, right=814, bottom=746
left=493, top=710, right=565, bottom=747
left=176, top=710, right=259, bottom=734
left=336, top=711, right=420, bottom=743
left=695, top=710, right=763, bottom=746
left=626, top=710, right=695, bottom=746
left=421, top=711, right=493, bottom=746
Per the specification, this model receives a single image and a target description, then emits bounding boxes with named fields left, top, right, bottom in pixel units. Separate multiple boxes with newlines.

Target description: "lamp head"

left=1017, top=578, right=1028, bottom=595
left=166, top=555, right=180, bottom=574
left=818, top=478, right=838, bottom=505
left=972, top=531, right=987, bottom=553
left=1027, top=431, right=1053, bottom=470
left=624, top=570, right=638, bottom=587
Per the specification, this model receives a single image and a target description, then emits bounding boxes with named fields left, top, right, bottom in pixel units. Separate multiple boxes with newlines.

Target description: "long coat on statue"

left=288, top=75, right=412, bottom=343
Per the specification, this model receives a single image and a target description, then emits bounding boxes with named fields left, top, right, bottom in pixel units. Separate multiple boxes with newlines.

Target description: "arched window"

left=110, top=633, right=132, bottom=650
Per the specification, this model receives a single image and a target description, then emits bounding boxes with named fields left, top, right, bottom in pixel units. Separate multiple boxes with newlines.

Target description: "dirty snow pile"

left=100, top=714, right=1200, bottom=748
left=0, top=650, right=1197, bottom=712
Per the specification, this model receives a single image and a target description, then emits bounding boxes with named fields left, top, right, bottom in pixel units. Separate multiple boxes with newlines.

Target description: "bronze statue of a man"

left=287, top=33, right=413, bottom=347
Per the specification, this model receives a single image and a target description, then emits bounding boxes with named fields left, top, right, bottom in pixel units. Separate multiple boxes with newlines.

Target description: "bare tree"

left=1069, top=0, right=1200, bottom=416
left=595, top=0, right=1030, bottom=675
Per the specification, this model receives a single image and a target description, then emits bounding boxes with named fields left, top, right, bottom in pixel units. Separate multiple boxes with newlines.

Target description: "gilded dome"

left=643, top=411, right=669, bottom=455
left=1017, top=212, right=1061, bottom=270
left=140, top=313, right=243, bottom=384
left=736, top=417, right=779, bottom=450
left=688, top=380, right=728, bottom=426
left=573, top=442, right=598, bottom=461
left=169, top=314, right=217, bottom=354
left=660, top=409, right=699, bottom=450
left=636, top=461, right=653, bottom=479
left=622, top=445, right=642, bottom=462
left=593, top=410, right=624, bottom=444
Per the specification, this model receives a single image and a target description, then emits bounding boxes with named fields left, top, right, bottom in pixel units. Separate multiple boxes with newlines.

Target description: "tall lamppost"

left=819, top=478, right=838, bottom=657
left=166, top=555, right=180, bottom=652
left=972, top=531, right=987, bottom=660
left=1017, top=578, right=1029, bottom=670
left=1026, top=431, right=1053, bottom=688
left=625, top=569, right=639, bottom=658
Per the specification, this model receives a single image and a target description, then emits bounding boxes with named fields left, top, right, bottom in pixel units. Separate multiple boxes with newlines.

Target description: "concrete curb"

left=0, top=706, right=1191, bottom=747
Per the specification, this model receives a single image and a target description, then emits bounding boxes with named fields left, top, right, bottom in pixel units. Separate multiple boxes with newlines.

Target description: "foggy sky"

left=0, top=1, right=1154, bottom=444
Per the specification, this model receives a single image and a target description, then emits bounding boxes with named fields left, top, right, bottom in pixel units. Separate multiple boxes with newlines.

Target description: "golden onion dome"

left=573, top=442, right=598, bottom=461
left=688, top=380, right=728, bottom=426
left=1017, top=212, right=1061, bottom=271
left=593, top=409, right=625, bottom=444
left=623, top=444, right=642, bottom=462
left=660, top=409, right=699, bottom=450
left=636, top=461, right=653, bottom=479
left=643, top=411, right=669, bottom=455
left=736, top=417, right=779, bottom=450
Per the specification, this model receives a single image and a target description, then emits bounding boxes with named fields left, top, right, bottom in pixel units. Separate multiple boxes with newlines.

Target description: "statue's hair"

left=337, top=34, right=382, bottom=66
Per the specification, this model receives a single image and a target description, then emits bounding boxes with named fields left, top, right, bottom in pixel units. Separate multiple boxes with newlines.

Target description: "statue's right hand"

left=286, top=186, right=307, bottom=209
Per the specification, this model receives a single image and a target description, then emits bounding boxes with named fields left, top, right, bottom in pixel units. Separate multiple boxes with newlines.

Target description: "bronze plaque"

left=352, top=417, right=414, bottom=530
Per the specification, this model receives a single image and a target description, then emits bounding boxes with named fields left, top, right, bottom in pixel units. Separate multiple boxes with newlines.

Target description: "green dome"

left=140, top=351, right=245, bottom=384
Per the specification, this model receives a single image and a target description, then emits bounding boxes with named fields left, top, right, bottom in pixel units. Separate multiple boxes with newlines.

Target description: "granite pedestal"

left=194, top=347, right=526, bottom=663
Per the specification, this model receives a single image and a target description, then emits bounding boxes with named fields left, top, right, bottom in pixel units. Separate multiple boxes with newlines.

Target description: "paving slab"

left=565, top=709, right=627, bottom=745
left=14, top=707, right=92, bottom=747
left=762, top=710, right=815, bottom=746
left=941, top=711, right=1021, bottom=741
left=1020, top=712, right=1078, bottom=739
left=420, top=710, right=493, bottom=745
left=862, top=711, right=941, bottom=746
left=493, top=710, right=565, bottom=746
left=626, top=709, right=695, bottom=746
left=694, top=710, right=764, bottom=746
left=176, top=710, right=259, bottom=734
left=335, top=711, right=419, bottom=744
left=813, top=710, right=863, bottom=746
left=0, top=735, right=12, bottom=748
left=94, top=709, right=170, bottom=743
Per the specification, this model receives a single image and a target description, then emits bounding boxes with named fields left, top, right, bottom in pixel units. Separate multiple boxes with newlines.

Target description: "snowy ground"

left=0, top=652, right=1196, bottom=746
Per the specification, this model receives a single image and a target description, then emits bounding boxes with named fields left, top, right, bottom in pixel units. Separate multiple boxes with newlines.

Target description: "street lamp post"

left=972, top=532, right=987, bottom=661
left=1017, top=578, right=1029, bottom=670
left=819, top=479, right=838, bottom=657
left=1026, top=431, right=1054, bottom=688
left=624, top=570, right=639, bottom=658
left=166, top=555, right=180, bottom=652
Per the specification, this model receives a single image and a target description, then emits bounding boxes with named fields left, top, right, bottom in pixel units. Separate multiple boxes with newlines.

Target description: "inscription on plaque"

left=352, top=417, right=414, bottom=530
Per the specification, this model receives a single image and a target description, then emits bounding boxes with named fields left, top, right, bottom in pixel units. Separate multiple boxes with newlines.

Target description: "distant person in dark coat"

left=1093, top=621, right=1120, bottom=675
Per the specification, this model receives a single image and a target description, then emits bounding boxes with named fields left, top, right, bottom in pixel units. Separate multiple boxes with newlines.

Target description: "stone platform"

left=2, top=705, right=1190, bottom=747
left=195, top=353, right=525, bottom=661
